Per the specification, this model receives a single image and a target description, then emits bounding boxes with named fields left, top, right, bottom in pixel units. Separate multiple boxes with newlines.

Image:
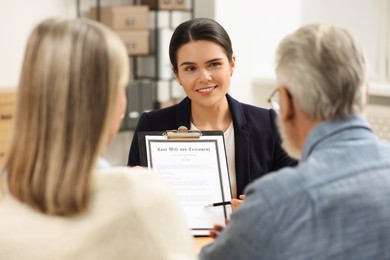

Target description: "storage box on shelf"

left=141, top=0, right=192, bottom=10
left=116, top=30, right=150, bottom=55
left=89, top=5, right=150, bottom=55
left=89, top=5, right=149, bottom=29
left=173, top=0, right=192, bottom=10
left=0, top=89, right=16, bottom=166
left=140, top=0, right=173, bottom=10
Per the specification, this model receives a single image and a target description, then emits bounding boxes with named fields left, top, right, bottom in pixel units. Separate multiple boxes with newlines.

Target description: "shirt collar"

left=301, top=114, right=372, bottom=161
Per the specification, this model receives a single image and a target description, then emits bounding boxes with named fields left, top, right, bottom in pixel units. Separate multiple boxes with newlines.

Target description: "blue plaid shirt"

left=200, top=115, right=390, bottom=260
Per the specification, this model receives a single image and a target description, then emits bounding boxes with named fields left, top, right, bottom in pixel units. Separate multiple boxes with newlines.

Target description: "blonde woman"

left=0, top=18, right=196, bottom=260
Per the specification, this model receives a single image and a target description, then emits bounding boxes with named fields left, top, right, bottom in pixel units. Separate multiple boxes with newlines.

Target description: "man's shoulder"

left=246, top=142, right=390, bottom=209
left=245, top=166, right=310, bottom=208
left=244, top=156, right=348, bottom=208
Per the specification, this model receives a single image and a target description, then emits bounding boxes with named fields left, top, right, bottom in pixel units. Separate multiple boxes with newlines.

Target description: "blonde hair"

left=276, top=24, right=367, bottom=120
left=3, top=18, right=129, bottom=215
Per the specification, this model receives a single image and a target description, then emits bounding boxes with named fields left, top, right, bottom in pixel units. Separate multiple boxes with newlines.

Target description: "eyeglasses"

left=267, top=88, right=280, bottom=112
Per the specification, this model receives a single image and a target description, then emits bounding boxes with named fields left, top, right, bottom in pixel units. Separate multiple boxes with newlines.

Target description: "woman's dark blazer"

left=128, top=94, right=298, bottom=195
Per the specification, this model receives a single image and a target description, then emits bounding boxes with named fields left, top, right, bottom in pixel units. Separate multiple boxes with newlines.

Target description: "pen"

left=205, top=201, right=231, bottom=207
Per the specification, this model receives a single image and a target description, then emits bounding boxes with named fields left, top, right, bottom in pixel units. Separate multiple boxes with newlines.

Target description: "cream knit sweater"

left=0, top=167, right=197, bottom=260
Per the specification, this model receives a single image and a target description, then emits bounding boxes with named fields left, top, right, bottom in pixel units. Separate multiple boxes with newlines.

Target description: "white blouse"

left=191, top=122, right=237, bottom=198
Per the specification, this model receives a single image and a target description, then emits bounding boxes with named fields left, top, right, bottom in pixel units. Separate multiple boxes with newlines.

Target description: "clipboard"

left=138, top=126, right=224, bottom=166
left=138, top=126, right=232, bottom=236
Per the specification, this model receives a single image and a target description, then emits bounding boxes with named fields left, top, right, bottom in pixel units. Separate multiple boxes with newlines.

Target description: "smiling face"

left=174, top=40, right=235, bottom=109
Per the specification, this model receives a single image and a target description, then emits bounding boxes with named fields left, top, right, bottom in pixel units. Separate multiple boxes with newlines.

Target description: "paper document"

left=143, top=132, right=232, bottom=236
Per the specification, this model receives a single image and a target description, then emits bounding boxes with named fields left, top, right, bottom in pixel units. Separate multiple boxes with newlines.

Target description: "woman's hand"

left=231, top=194, right=245, bottom=212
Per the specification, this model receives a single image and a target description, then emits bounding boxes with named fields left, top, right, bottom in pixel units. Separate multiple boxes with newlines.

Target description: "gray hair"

left=275, top=23, right=367, bottom=120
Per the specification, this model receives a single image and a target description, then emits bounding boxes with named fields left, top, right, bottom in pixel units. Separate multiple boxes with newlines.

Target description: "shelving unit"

left=76, top=0, right=194, bottom=131
left=0, top=89, right=16, bottom=166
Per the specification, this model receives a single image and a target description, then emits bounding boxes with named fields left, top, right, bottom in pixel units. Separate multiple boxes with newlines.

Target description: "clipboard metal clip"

left=163, top=126, right=202, bottom=139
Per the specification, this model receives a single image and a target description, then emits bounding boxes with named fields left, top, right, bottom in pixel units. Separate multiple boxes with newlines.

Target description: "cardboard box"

left=140, top=0, right=174, bottom=10
left=116, top=30, right=150, bottom=55
left=90, top=5, right=149, bottom=30
left=173, top=0, right=192, bottom=10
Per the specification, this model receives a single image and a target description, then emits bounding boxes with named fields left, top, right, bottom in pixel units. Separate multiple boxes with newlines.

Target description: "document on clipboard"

left=139, top=126, right=232, bottom=236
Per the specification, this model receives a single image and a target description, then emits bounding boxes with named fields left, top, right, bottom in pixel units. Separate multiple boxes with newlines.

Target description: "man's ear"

left=279, top=86, right=295, bottom=121
left=363, top=83, right=369, bottom=109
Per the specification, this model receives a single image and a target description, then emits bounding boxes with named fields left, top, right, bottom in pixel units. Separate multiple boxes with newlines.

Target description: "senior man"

left=200, top=23, right=390, bottom=260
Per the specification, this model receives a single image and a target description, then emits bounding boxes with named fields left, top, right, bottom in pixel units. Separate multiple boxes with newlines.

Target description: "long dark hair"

left=169, top=18, right=233, bottom=74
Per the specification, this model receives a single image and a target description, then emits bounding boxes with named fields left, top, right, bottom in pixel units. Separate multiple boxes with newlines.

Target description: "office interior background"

left=0, top=0, right=389, bottom=166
